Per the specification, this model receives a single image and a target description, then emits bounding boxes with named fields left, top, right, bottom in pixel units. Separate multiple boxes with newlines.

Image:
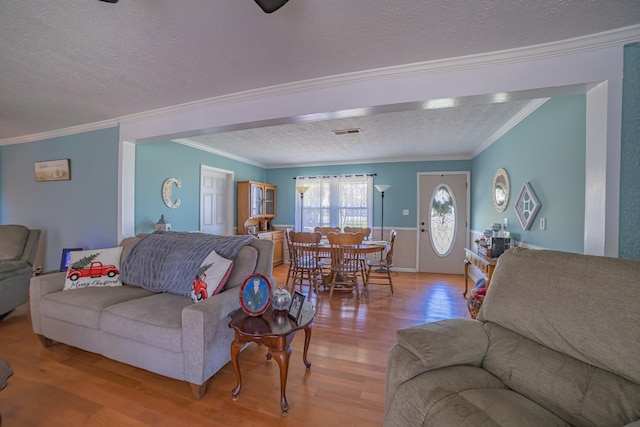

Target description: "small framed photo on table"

left=288, top=291, right=305, bottom=322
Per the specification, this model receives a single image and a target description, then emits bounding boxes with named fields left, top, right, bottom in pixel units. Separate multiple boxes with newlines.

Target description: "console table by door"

left=463, top=248, right=497, bottom=297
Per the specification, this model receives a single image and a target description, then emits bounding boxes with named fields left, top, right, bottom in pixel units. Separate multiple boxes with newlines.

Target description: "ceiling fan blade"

left=254, top=0, right=289, bottom=13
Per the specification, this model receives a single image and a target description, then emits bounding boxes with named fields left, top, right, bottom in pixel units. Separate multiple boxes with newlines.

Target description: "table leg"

left=271, top=345, right=292, bottom=416
left=463, top=259, right=470, bottom=297
left=303, top=324, right=313, bottom=370
left=230, top=338, right=244, bottom=400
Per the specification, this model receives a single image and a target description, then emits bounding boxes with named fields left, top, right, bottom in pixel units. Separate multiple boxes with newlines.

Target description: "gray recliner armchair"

left=0, top=224, right=41, bottom=317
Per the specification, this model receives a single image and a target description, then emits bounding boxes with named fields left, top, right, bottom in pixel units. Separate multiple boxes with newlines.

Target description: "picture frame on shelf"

left=59, top=247, right=83, bottom=271
left=288, top=291, right=305, bottom=322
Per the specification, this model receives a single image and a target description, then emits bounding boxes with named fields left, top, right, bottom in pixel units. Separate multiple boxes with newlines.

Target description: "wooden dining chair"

left=364, top=229, right=396, bottom=295
left=326, top=231, right=365, bottom=300
left=284, top=228, right=296, bottom=290
left=289, top=231, right=324, bottom=295
left=344, top=227, right=372, bottom=240
left=313, top=226, right=341, bottom=238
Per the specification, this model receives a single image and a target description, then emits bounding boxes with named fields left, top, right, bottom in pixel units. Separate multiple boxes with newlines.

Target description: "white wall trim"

left=5, top=25, right=637, bottom=147
left=174, top=138, right=267, bottom=168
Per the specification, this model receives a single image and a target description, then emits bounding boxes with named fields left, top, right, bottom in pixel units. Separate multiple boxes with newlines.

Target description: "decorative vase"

left=271, top=286, right=292, bottom=311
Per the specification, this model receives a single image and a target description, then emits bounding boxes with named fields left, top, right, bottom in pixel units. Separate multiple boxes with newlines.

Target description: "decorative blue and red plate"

left=239, top=273, right=272, bottom=316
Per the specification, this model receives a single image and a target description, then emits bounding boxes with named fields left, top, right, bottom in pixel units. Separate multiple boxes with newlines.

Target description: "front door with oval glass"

left=419, top=173, right=468, bottom=274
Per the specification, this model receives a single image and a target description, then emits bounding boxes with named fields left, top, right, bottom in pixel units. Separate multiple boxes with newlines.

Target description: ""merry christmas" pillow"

left=63, top=246, right=123, bottom=290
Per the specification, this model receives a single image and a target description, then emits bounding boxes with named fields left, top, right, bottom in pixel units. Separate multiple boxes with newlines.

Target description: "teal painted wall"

left=620, top=42, right=640, bottom=261
left=134, top=140, right=266, bottom=234
left=0, top=127, right=120, bottom=271
left=266, top=160, right=471, bottom=228
left=471, top=95, right=586, bottom=252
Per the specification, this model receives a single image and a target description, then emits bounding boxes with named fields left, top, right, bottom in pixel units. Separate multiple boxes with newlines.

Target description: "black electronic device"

left=489, top=237, right=510, bottom=258
left=254, top=0, right=289, bottom=13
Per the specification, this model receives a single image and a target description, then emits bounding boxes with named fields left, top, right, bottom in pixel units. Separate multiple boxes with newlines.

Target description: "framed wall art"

left=515, top=182, right=541, bottom=230
left=34, top=159, right=71, bottom=182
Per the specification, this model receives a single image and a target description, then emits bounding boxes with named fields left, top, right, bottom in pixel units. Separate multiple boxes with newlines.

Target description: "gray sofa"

left=30, top=233, right=274, bottom=398
left=385, top=248, right=640, bottom=426
left=0, top=224, right=41, bottom=317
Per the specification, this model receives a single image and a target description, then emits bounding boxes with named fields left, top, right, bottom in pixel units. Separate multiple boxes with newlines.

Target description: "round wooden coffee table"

left=228, top=302, right=315, bottom=415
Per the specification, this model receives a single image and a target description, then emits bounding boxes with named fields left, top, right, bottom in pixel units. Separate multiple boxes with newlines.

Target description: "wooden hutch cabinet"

left=237, top=181, right=283, bottom=267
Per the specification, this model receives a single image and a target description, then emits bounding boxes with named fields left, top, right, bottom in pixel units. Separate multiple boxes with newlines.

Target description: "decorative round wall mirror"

left=492, top=168, right=510, bottom=212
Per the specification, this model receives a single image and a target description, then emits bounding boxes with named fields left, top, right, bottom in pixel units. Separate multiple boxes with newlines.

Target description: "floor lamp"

left=296, top=186, right=309, bottom=232
left=375, top=184, right=391, bottom=241
left=375, top=184, right=391, bottom=271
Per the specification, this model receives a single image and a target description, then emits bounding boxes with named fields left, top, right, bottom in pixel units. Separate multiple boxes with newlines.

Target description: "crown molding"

left=3, top=24, right=639, bottom=146
left=117, top=24, right=640, bottom=123
left=0, top=119, right=119, bottom=146
left=172, top=138, right=268, bottom=168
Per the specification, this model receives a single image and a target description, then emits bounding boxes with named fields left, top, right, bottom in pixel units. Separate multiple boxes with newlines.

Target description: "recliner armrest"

left=396, top=318, right=488, bottom=371
left=385, top=318, right=489, bottom=418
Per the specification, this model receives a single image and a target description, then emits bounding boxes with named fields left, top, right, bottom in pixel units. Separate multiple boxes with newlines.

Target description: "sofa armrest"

left=181, top=286, right=241, bottom=386
left=396, top=318, right=488, bottom=369
left=385, top=318, right=488, bottom=416
left=29, top=272, right=66, bottom=334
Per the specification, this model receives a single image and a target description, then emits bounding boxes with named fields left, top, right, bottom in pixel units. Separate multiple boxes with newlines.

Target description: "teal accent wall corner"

left=471, top=95, right=586, bottom=253
left=619, top=42, right=640, bottom=261
left=0, top=127, right=120, bottom=271
left=134, top=141, right=266, bottom=234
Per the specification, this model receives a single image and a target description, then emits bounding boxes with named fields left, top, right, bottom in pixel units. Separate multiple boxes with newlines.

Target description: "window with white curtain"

left=295, top=174, right=373, bottom=232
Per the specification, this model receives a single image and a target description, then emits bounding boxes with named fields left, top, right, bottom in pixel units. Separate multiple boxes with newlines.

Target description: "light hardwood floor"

left=0, top=265, right=470, bottom=427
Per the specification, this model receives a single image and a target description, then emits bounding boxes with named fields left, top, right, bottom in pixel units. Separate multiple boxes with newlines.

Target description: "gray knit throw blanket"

left=119, top=231, right=255, bottom=297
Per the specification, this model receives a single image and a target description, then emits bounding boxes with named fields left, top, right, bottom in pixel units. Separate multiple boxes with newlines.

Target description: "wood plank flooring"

left=0, top=265, right=470, bottom=427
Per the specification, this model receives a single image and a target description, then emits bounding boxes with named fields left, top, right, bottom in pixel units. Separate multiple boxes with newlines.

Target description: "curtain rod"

left=293, top=173, right=376, bottom=179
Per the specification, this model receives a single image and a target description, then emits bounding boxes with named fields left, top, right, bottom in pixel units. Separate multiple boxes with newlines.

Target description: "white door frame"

left=415, top=171, right=470, bottom=271
left=200, top=164, right=235, bottom=235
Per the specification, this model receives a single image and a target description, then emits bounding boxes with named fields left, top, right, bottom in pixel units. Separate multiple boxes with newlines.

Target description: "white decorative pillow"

left=191, top=250, right=233, bottom=303
left=63, top=246, right=123, bottom=290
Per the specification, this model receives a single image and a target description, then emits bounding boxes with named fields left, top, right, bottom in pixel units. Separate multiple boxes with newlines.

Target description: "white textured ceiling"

left=1, top=0, right=639, bottom=166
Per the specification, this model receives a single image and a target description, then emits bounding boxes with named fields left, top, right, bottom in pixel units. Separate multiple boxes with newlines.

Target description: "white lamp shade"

left=296, top=186, right=309, bottom=194
left=375, top=184, right=391, bottom=193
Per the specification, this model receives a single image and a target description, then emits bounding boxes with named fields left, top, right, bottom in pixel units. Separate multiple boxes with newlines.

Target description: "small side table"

left=228, top=302, right=315, bottom=415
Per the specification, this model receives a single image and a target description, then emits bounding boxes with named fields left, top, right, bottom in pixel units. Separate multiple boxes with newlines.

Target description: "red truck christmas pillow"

left=63, top=247, right=123, bottom=290
left=190, top=250, right=233, bottom=303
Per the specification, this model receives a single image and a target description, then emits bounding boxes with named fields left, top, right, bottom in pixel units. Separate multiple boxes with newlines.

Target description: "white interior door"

left=200, top=165, right=234, bottom=235
left=418, top=172, right=469, bottom=274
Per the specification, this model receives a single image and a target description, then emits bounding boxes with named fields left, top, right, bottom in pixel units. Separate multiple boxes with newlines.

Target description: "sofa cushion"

left=479, top=248, right=640, bottom=385
left=40, top=285, right=155, bottom=329
left=0, top=225, right=29, bottom=261
left=101, top=293, right=193, bottom=353
left=482, top=322, right=640, bottom=426
left=387, top=365, right=568, bottom=427
left=63, top=247, right=123, bottom=290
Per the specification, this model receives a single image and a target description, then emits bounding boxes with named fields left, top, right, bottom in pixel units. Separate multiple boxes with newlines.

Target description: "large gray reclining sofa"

left=0, top=224, right=41, bottom=317
left=30, top=233, right=274, bottom=398
left=385, top=248, right=640, bottom=426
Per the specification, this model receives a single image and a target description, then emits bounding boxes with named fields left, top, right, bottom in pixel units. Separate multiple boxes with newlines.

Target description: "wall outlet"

left=539, top=217, right=546, bottom=230
left=402, top=209, right=409, bottom=216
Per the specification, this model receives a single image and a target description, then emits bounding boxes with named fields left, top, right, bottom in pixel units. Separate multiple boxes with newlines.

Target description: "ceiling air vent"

left=332, top=128, right=361, bottom=136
